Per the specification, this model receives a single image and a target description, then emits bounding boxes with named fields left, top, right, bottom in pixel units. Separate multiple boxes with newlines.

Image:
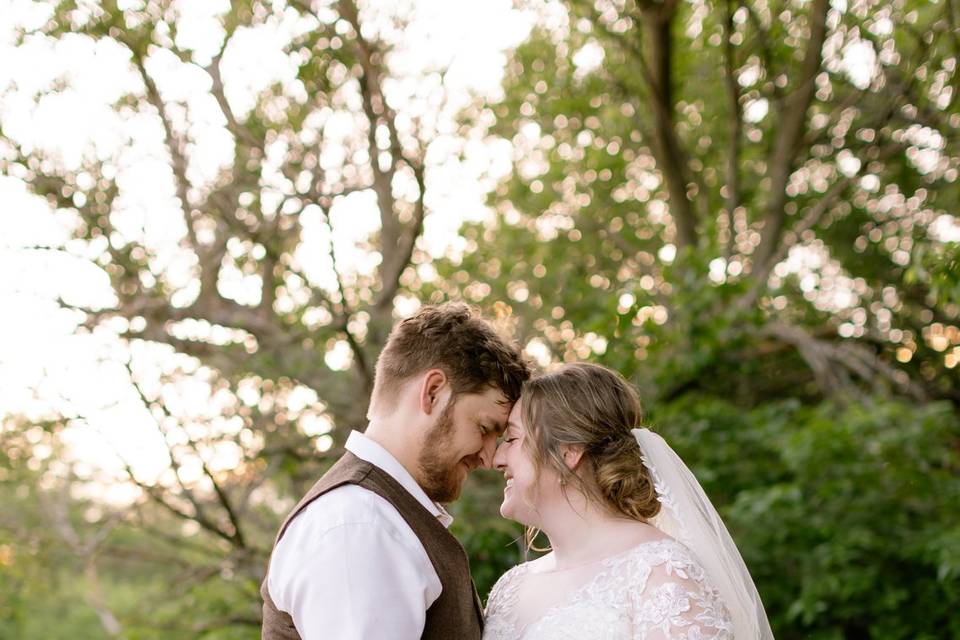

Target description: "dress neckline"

left=506, top=538, right=680, bottom=639
left=526, top=534, right=674, bottom=576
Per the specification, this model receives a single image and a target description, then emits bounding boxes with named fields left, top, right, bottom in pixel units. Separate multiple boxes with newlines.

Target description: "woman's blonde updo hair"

left=520, top=362, right=661, bottom=523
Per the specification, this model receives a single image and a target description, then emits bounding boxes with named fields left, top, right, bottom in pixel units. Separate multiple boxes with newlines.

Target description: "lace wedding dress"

left=483, top=539, right=734, bottom=640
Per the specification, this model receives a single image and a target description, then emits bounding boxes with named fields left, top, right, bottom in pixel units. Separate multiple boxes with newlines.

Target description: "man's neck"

left=363, top=420, right=424, bottom=489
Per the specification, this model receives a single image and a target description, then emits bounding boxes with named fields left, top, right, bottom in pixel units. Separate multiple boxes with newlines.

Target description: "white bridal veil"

left=632, top=428, right=775, bottom=640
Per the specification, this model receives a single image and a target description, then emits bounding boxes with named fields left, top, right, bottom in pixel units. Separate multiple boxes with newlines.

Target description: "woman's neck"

left=536, top=496, right=648, bottom=570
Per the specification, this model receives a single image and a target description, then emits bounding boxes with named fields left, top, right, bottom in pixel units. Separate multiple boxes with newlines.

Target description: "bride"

left=483, top=363, right=773, bottom=640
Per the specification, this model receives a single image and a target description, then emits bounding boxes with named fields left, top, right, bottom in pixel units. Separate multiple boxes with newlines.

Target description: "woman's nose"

left=492, top=441, right=507, bottom=471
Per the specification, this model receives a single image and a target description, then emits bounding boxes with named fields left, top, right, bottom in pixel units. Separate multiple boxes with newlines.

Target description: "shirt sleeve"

left=268, top=503, right=442, bottom=640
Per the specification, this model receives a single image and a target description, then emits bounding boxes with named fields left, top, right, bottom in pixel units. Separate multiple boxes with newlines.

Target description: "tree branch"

left=581, top=0, right=700, bottom=248
left=754, top=0, right=830, bottom=268
left=339, top=0, right=401, bottom=256
left=738, top=174, right=854, bottom=310
left=131, top=51, right=198, bottom=251
left=722, top=0, right=743, bottom=259
left=637, top=1, right=701, bottom=248
left=761, top=322, right=928, bottom=401
left=121, top=360, right=246, bottom=548
left=741, top=84, right=907, bottom=308
left=374, top=158, right=426, bottom=310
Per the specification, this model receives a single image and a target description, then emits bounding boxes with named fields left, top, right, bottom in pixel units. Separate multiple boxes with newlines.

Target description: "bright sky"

left=0, top=0, right=537, bottom=498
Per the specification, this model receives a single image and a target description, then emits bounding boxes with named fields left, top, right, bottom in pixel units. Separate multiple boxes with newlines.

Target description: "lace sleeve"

left=484, top=564, right=519, bottom=619
left=629, top=544, right=734, bottom=640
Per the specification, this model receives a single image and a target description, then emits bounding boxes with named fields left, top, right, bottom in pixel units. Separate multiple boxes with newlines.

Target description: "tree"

left=438, top=0, right=960, bottom=635
left=452, top=0, right=960, bottom=406
left=1, top=0, right=499, bottom=633
left=5, top=0, right=452, bottom=431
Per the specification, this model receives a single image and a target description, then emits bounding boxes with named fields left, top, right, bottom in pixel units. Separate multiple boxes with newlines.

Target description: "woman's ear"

left=560, top=444, right=585, bottom=471
left=418, top=368, right=448, bottom=415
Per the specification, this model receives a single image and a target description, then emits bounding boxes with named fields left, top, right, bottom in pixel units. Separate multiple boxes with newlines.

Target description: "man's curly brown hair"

left=369, top=302, right=531, bottom=413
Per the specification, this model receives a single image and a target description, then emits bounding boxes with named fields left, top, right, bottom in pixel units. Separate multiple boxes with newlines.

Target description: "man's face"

left=417, top=386, right=510, bottom=503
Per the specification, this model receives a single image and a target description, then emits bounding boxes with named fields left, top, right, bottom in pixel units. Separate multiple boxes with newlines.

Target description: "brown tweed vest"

left=260, top=451, right=484, bottom=639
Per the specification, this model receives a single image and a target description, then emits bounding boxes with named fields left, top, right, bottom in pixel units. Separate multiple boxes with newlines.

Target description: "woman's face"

left=493, top=400, right=557, bottom=525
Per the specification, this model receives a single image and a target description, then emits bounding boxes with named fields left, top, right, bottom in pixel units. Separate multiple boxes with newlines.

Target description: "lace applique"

left=483, top=540, right=734, bottom=640
left=639, top=450, right=691, bottom=548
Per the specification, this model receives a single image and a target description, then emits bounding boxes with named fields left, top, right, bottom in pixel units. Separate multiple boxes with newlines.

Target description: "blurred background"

left=1, top=0, right=959, bottom=638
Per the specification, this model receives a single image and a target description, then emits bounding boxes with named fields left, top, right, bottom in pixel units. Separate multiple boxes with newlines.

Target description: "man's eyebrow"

left=493, top=420, right=508, bottom=436
left=484, top=417, right=508, bottom=436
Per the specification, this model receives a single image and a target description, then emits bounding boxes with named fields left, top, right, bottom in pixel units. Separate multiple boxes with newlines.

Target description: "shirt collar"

left=345, top=430, right=454, bottom=528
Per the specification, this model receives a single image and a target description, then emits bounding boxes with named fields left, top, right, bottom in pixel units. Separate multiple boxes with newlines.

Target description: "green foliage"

left=448, top=0, right=960, bottom=402
left=657, top=396, right=960, bottom=639
left=908, top=241, right=960, bottom=309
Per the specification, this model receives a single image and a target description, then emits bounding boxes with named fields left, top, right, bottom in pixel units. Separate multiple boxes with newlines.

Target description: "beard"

left=417, top=399, right=466, bottom=503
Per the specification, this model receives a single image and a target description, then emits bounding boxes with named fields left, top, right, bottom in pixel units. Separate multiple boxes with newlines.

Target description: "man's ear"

left=418, top=369, right=449, bottom=415
left=560, top=444, right=585, bottom=471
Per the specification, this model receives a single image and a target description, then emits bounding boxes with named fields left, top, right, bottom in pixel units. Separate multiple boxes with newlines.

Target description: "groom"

left=261, top=302, right=531, bottom=639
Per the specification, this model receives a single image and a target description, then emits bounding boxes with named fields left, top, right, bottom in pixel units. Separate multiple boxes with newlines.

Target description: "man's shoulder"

left=269, top=484, right=437, bottom=588
left=266, top=483, right=444, bottom=620
left=304, top=482, right=395, bottom=519
left=283, top=483, right=410, bottom=542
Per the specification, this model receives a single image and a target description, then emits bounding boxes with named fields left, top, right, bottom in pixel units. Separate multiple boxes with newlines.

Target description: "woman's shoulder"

left=598, top=522, right=681, bottom=565
left=632, top=533, right=690, bottom=555
left=620, top=536, right=720, bottom=595
left=485, top=558, right=534, bottom=611
left=625, top=535, right=702, bottom=564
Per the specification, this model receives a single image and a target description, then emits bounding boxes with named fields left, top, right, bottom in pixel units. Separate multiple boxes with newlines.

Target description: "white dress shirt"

left=267, top=430, right=453, bottom=639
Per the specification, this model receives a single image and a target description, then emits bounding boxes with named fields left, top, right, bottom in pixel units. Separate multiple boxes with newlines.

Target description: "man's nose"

left=479, top=437, right=498, bottom=469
